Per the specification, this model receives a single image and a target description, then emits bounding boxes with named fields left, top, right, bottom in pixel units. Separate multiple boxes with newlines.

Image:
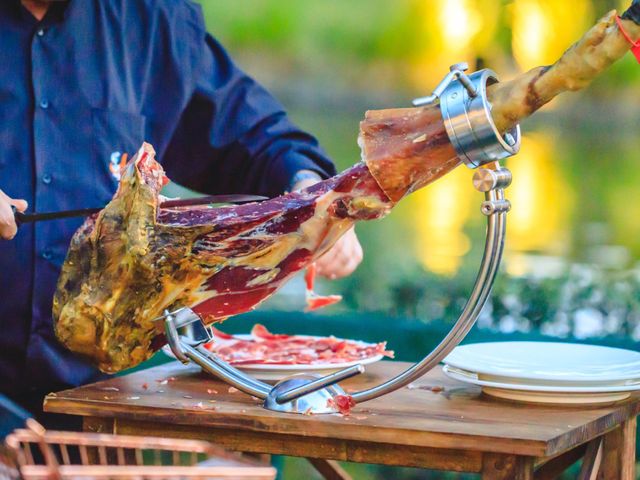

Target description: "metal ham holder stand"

left=159, top=63, right=521, bottom=414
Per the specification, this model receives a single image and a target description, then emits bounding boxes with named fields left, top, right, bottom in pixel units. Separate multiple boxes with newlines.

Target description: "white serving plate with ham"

left=162, top=324, right=394, bottom=381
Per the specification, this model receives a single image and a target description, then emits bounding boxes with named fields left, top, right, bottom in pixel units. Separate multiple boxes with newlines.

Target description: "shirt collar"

left=12, top=0, right=71, bottom=26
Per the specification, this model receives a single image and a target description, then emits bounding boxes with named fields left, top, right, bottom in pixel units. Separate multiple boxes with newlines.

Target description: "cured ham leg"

left=54, top=2, right=640, bottom=373
left=55, top=94, right=459, bottom=373
left=54, top=144, right=396, bottom=372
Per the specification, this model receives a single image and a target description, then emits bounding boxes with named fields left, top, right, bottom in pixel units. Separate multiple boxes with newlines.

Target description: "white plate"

left=443, top=342, right=640, bottom=384
left=162, top=334, right=384, bottom=381
left=480, top=388, right=630, bottom=405
left=443, top=365, right=640, bottom=393
left=442, top=366, right=637, bottom=404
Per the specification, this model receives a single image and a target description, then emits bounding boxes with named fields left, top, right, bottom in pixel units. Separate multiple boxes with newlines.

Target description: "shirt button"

left=42, top=174, right=52, bottom=185
left=42, top=249, right=53, bottom=260
left=37, top=28, right=45, bottom=37
left=39, top=99, right=49, bottom=109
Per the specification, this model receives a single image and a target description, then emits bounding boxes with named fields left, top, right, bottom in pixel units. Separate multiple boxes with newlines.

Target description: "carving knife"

left=12, top=194, right=268, bottom=225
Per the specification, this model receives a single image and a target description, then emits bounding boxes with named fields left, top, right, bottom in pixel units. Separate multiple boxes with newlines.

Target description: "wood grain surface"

left=44, top=361, right=640, bottom=460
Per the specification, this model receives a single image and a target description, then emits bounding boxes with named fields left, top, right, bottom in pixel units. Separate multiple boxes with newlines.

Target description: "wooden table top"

left=44, top=361, right=640, bottom=458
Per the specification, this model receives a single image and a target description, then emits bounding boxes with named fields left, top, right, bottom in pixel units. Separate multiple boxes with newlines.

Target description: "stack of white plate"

left=442, top=342, right=640, bottom=404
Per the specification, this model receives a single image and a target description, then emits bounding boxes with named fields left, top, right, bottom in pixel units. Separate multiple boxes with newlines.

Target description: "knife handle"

left=11, top=205, right=24, bottom=227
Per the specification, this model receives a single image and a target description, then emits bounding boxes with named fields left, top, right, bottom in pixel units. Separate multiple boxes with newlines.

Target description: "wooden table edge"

left=44, top=393, right=637, bottom=459
left=544, top=399, right=640, bottom=456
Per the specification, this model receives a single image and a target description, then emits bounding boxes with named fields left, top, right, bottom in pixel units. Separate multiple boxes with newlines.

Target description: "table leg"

left=598, top=418, right=636, bottom=480
left=482, top=453, right=534, bottom=480
left=577, top=437, right=603, bottom=480
left=307, top=458, right=352, bottom=480
left=534, top=444, right=587, bottom=479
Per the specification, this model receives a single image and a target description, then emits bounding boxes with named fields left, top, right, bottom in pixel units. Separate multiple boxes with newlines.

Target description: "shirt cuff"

left=268, top=151, right=336, bottom=196
left=288, top=170, right=323, bottom=191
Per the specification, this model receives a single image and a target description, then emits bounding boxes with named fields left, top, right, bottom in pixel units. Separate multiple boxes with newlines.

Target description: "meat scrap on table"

left=327, top=394, right=357, bottom=416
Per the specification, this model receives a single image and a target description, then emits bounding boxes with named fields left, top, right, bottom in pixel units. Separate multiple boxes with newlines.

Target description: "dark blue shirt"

left=0, top=0, right=335, bottom=399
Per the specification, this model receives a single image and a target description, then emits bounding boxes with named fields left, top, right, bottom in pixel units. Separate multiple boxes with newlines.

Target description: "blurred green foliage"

left=199, top=0, right=640, bottom=92
left=200, top=1, right=413, bottom=61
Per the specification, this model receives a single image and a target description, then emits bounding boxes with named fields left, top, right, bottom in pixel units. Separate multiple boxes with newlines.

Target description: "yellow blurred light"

left=412, top=166, right=473, bottom=275
left=409, top=0, right=499, bottom=90
left=440, top=0, right=482, bottom=47
left=512, top=2, right=547, bottom=69
left=411, top=133, right=572, bottom=276
left=511, top=0, right=594, bottom=72
left=505, top=133, right=573, bottom=260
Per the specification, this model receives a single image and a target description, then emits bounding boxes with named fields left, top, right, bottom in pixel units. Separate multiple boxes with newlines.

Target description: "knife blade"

left=159, top=194, right=266, bottom=209
left=12, top=194, right=268, bottom=225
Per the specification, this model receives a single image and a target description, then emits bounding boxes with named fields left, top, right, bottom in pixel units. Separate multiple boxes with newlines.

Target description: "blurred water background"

left=168, top=1, right=640, bottom=478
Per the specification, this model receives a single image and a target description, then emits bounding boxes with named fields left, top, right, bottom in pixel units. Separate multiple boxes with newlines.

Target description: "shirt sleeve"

left=161, top=8, right=337, bottom=198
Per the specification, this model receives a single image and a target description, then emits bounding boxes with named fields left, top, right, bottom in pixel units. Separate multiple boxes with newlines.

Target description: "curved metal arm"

left=351, top=169, right=508, bottom=403
left=275, top=364, right=364, bottom=404
left=181, top=344, right=272, bottom=399
left=163, top=309, right=272, bottom=399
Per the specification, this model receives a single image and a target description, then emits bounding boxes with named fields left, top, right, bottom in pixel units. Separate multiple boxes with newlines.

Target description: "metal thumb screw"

left=450, top=62, right=469, bottom=72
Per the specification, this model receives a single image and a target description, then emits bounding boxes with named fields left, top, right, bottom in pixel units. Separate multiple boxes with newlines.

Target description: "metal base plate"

left=264, top=374, right=346, bottom=414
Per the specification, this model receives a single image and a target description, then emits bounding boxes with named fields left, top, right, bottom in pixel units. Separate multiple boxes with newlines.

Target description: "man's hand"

left=315, top=227, right=363, bottom=279
left=0, top=190, right=28, bottom=240
left=291, top=171, right=364, bottom=279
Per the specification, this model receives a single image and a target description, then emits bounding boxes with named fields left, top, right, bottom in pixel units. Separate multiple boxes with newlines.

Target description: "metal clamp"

left=413, top=63, right=521, bottom=168
left=473, top=168, right=512, bottom=192
left=413, top=63, right=478, bottom=106
left=160, top=308, right=365, bottom=414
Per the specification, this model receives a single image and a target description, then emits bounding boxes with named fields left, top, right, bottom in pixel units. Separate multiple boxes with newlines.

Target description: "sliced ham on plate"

left=203, top=324, right=394, bottom=366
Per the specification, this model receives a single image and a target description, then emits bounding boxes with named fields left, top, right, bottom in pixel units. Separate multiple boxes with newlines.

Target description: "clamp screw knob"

left=473, top=168, right=513, bottom=192
left=450, top=62, right=469, bottom=72
left=481, top=199, right=512, bottom=216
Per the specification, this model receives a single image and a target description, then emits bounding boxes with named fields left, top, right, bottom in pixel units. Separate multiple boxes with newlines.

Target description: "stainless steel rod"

left=275, top=364, right=365, bottom=404
left=164, top=313, right=189, bottom=364
left=181, top=344, right=271, bottom=399
left=193, top=344, right=272, bottom=394
left=351, top=187, right=506, bottom=403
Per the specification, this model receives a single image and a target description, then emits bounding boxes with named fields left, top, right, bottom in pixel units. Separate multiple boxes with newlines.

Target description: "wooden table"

left=44, top=361, right=640, bottom=479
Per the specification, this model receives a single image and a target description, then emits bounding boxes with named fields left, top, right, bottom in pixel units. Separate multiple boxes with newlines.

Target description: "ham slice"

left=304, top=263, right=343, bottom=312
